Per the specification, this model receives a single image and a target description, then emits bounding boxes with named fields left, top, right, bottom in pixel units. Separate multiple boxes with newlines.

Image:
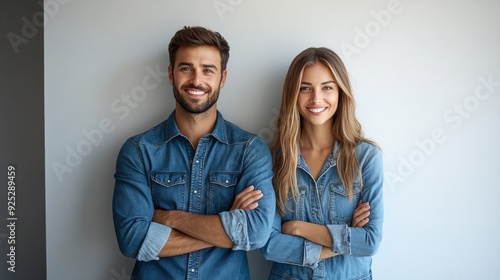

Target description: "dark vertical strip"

left=0, top=0, right=46, bottom=279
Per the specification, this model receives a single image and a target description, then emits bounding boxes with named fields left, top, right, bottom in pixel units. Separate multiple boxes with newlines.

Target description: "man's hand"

left=230, top=185, right=263, bottom=210
left=351, top=200, right=370, bottom=228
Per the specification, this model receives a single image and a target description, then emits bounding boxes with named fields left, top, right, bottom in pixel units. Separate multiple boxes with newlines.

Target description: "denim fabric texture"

left=261, top=141, right=383, bottom=280
left=113, top=111, right=275, bottom=280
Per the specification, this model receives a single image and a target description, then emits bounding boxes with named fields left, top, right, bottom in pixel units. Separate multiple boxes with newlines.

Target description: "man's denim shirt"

left=113, top=111, right=275, bottom=280
left=261, top=141, right=383, bottom=280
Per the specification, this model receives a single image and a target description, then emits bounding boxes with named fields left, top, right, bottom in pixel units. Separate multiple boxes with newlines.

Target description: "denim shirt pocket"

left=151, top=172, right=187, bottom=210
left=329, top=181, right=362, bottom=225
left=208, top=172, right=241, bottom=214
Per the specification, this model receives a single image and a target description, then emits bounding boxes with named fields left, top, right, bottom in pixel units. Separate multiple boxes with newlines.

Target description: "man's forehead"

left=174, top=46, right=221, bottom=66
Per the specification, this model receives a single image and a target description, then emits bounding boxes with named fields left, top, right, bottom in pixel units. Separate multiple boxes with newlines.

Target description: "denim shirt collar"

left=164, top=110, right=228, bottom=144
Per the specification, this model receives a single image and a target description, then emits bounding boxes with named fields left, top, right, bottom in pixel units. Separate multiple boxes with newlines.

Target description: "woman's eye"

left=299, top=87, right=311, bottom=92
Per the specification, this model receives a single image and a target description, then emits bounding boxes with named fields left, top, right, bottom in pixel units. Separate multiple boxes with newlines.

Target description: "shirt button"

left=225, top=180, right=229, bottom=184
left=236, top=223, right=243, bottom=232
left=193, top=190, right=197, bottom=194
left=195, top=160, right=199, bottom=164
left=191, top=269, right=195, bottom=272
left=167, top=180, right=170, bottom=183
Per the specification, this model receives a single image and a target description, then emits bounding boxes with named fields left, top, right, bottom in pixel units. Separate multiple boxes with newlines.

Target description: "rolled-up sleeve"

left=112, top=139, right=171, bottom=261
left=137, top=222, right=171, bottom=261
left=261, top=212, right=322, bottom=269
left=303, top=240, right=322, bottom=268
left=219, top=209, right=249, bottom=250
left=326, top=224, right=351, bottom=255
left=219, top=137, right=276, bottom=250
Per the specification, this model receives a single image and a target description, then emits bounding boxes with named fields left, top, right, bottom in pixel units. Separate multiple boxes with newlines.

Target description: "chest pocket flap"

left=330, top=182, right=362, bottom=196
left=209, top=172, right=239, bottom=188
left=151, top=172, right=186, bottom=188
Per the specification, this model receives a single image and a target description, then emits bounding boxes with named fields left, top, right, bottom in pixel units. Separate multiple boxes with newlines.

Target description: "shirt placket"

left=186, top=138, right=207, bottom=279
left=315, top=160, right=334, bottom=223
left=310, top=180, right=323, bottom=224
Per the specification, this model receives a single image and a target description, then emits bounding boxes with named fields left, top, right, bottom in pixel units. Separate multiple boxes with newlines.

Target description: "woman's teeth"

left=308, top=107, right=326, bottom=113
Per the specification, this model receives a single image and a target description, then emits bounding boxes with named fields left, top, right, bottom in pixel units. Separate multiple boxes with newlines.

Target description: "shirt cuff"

left=303, top=240, right=322, bottom=269
left=219, top=209, right=249, bottom=250
left=136, top=222, right=171, bottom=262
left=327, top=224, right=351, bottom=255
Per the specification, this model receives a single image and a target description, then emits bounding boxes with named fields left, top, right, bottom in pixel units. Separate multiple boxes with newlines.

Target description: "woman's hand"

left=351, top=200, right=370, bottom=227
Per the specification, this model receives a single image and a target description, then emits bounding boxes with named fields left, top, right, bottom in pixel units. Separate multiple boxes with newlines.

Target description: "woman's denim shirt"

left=112, top=111, right=275, bottom=280
left=262, top=141, right=383, bottom=280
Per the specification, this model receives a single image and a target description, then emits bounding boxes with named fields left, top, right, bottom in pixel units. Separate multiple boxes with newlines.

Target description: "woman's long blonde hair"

left=273, top=47, right=369, bottom=215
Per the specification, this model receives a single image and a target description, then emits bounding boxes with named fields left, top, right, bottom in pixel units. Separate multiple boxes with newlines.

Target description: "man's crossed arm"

left=153, top=185, right=263, bottom=257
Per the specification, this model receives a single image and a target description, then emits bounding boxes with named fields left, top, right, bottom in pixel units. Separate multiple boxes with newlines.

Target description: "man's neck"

left=174, top=106, right=217, bottom=149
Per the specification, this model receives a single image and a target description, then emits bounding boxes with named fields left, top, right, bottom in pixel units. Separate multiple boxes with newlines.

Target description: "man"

left=112, top=26, right=275, bottom=279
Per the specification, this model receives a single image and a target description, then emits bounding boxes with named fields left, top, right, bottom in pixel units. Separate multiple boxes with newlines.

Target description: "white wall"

left=45, top=0, right=500, bottom=279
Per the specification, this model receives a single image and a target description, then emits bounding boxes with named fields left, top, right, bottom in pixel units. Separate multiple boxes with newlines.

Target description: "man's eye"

left=180, top=67, right=192, bottom=72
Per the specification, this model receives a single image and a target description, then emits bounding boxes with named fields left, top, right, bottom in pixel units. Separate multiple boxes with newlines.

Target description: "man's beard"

left=172, top=81, right=220, bottom=114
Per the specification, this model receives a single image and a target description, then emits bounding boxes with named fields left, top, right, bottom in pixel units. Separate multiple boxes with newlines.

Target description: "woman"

left=262, top=47, right=383, bottom=279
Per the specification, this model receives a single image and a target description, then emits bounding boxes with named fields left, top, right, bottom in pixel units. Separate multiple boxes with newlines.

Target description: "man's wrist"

left=164, top=210, right=187, bottom=228
left=154, top=209, right=179, bottom=227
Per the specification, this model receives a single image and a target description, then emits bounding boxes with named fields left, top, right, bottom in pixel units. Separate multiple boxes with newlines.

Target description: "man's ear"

left=220, top=69, right=227, bottom=88
left=168, top=64, right=174, bottom=85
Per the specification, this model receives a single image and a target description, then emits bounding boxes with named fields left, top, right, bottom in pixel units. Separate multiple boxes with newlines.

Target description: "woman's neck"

left=299, top=122, right=336, bottom=151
